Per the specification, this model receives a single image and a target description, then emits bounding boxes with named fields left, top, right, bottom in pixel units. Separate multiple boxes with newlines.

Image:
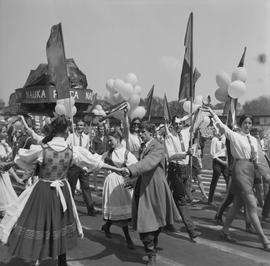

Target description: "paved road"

left=1, top=170, right=270, bottom=266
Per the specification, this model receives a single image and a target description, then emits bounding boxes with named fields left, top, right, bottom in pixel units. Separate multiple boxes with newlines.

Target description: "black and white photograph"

left=0, top=0, right=270, bottom=265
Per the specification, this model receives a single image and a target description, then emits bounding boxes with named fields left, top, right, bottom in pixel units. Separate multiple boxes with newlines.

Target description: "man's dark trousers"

left=68, top=165, right=94, bottom=212
left=167, top=162, right=197, bottom=235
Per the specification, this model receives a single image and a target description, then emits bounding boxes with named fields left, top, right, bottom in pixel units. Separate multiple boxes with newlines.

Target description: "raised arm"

left=20, top=115, right=43, bottom=144
left=202, top=107, right=235, bottom=139
left=122, top=109, right=130, bottom=151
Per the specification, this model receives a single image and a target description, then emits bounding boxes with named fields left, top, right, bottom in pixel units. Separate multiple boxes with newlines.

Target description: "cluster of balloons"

left=104, top=73, right=146, bottom=120
left=215, top=67, right=247, bottom=102
left=54, top=97, right=77, bottom=118
left=91, top=104, right=106, bottom=117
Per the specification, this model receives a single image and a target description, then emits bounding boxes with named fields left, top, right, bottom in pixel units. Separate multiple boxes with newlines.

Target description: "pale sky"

left=0, top=0, right=270, bottom=106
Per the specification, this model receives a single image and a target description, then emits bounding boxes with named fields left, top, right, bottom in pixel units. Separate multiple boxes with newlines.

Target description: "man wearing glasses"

left=164, top=115, right=201, bottom=240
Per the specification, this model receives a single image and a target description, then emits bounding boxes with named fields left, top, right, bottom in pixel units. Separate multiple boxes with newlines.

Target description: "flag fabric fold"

left=46, top=23, right=70, bottom=99
left=163, top=94, right=172, bottom=122
left=145, top=85, right=154, bottom=120
left=178, top=13, right=192, bottom=102
left=238, top=47, right=247, bottom=67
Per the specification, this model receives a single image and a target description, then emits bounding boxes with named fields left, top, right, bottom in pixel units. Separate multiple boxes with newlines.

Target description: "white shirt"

left=66, top=132, right=90, bottom=149
left=165, top=127, right=190, bottom=165
left=14, top=137, right=104, bottom=171
left=102, top=146, right=137, bottom=167
left=210, top=135, right=227, bottom=159
left=128, top=133, right=141, bottom=153
left=212, top=114, right=258, bottom=160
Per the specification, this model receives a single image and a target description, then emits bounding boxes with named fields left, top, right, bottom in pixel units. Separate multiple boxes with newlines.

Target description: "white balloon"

left=231, top=67, right=247, bottom=83
left=113, top=79, right=125, bottom=93
left=215, top=87, right=228, bottom=102
left=130, top=106, right=146, bottom=119
left=133, top=85, right=142, bottom=95
left=228, top=80, right=246, bottom=99
left=121, top=82, right=133, bottom=100
left=216, top=72, right=231, bottom=89
left=95, top=104, right=103, bottom=111
left=125, top=73, right=138, bottom=87
left=129, top=94, right=141, bottom=109
left=113, top=92, right=123, bottom=103
left=106, top=79, right=116, bottom=93
left=55, top=104, right=66, bottom=115
left=193, top=95, right=204, bottom=106
left=72, top=106, right=77, bottom=116
left=183, top=101, right=191, bottom=113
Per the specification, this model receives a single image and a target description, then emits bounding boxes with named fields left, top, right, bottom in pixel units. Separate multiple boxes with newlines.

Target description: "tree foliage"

left=242, top=96, right=270, bottom=115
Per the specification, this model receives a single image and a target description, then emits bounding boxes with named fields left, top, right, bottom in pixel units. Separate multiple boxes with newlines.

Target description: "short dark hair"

left=238, top=115, right=253, bottom=127
left=51, top=115, right=70, bottom=135
left=140, top=122, right=155, bottom=135
left=108, top=128, right=123, bottom=141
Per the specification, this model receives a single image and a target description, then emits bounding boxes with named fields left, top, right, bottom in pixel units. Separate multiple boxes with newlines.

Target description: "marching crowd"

left=0, top=108, right=270, bottom=266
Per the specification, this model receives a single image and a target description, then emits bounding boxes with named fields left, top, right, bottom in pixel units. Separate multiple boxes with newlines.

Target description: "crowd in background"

left=0, top=111, right=270, bottom=265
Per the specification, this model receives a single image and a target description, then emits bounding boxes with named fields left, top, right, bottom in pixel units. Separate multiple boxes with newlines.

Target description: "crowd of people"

left=0, top=108, right=269, bottom=266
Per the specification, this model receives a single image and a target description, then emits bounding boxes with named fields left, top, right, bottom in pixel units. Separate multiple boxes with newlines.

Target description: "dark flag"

left=145, top=85, right=154, bottom=120
left=178, top=13, right=193, bottom=102
left=238, top=47, right=247, bottom=67
left=224, top=47, right=247, bottom=126
left=46, top=23, right=70, bottom=99
left=164, top=94, right=172, bottom=122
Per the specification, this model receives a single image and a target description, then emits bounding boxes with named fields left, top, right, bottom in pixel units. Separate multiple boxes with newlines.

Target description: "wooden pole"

left=189, top=13, right=194, bottom=179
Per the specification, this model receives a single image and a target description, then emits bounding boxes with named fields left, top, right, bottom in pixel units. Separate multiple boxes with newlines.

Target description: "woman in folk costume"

left=121, top=122, right=181, bottom=266
left=0, top=134, right=23, bottom=217
left=206, top=107, right=270, bottom=250
left=0, top=115, right=122, bottom=266
left=101, top=129, right=137, bottom=249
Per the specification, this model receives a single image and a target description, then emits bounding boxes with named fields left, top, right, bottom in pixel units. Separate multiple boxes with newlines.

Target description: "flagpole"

left=189, top=12, right=194, bottom=181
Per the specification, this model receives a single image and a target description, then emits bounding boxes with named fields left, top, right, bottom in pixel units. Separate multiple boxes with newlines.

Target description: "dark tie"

left=79, top=134, right=82, bottom=147
left=178, top=133, right=186, bottom=152
left=247, top=135, right=256, bottom=161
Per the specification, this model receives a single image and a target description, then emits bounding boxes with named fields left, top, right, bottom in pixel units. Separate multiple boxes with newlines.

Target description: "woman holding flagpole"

left=205, top=106, right=270, bottom=251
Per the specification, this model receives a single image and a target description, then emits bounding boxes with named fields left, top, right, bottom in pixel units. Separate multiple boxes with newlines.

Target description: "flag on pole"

left=145, top=85, right=154, bottom=120
left=193, top=68, right=201, bottom=86
left=238, top=46, right=247, bottom=67
left=163, top=94, right=172, bottom=122
left=46, top=23, right=70, bottom=99
left=224, top=47, right=247, bottom=126
left=100, top=101, right=128, bottom=121
left=178, top=13, right=192, bottom=102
